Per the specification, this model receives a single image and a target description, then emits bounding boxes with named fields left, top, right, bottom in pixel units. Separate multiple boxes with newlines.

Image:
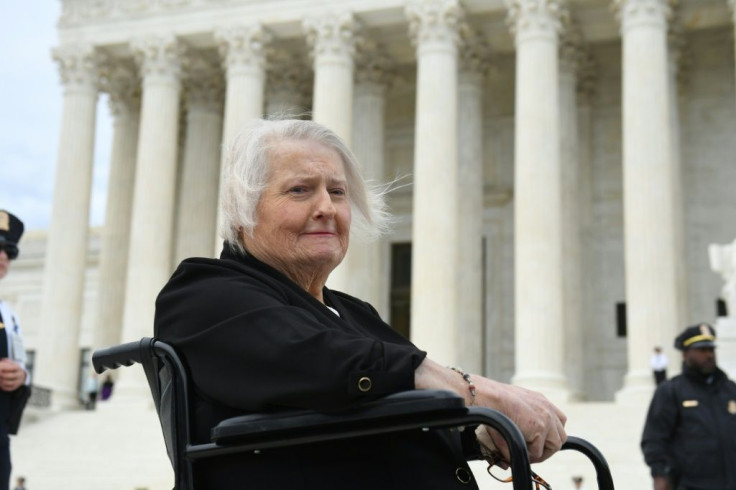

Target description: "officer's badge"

left=683, top=400, right=699, bottom=407
left=699, top=323, right=711, bottom=335
left=728, top=400, right=736, bottom=415
left=0, top=211, right=8, bottom=231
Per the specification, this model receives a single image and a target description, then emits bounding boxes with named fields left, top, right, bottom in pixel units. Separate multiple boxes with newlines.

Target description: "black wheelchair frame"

left=93, top=338, right=615, bottom=490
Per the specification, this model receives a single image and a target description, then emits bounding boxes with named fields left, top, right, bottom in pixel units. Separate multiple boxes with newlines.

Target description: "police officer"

left=641, top=323, right=736, bottom=490
left=0, top=211, right=29, bottom=490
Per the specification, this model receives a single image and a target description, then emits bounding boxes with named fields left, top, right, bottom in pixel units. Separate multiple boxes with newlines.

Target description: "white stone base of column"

left=104, top=367, right=156, bottom=407
left=511, top=372, right=572, bottom=404
left=48, top=387, right=84, bottom=411
left=714, top=316, right=736, bottom=380
left=615, top=369, right=655, bottom=405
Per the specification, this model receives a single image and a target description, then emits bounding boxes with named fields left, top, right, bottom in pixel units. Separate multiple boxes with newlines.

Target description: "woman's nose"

left=313, top=188, right=336, bottom=218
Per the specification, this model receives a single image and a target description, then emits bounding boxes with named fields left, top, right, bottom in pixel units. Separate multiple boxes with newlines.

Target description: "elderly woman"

left=154, top=119, right=566, bottom=489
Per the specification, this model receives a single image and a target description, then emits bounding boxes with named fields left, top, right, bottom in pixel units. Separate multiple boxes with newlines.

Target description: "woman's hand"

left=415, top=358, right=567, bottom=464
left=473, top=376, right=566, bottom=463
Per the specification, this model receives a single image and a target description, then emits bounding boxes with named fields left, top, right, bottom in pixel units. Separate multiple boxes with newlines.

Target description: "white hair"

left=219, top=118, right=393, bottom=254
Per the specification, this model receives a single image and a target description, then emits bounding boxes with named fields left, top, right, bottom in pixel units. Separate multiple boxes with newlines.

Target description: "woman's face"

left=243, top=139, right=351, bottom=278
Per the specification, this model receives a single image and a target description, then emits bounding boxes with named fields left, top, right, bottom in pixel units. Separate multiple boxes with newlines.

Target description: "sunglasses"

left=0, top=243, right=19, bottom=260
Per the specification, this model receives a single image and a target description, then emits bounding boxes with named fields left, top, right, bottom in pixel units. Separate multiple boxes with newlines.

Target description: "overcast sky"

left=0, top=3, right=112, bottom=231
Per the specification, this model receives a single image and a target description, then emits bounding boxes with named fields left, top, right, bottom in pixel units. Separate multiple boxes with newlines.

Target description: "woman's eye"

left=330, top=188, right=346, bottom=196
left=289, top=186, right=308, bottom=194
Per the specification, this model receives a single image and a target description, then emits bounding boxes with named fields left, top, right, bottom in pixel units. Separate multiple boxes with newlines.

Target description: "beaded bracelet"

left=448, top=366, right=476, bottom=406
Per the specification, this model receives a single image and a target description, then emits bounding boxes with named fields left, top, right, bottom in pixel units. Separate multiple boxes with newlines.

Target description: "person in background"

left=650, top=346, right=668, bottom=386
left=154, top=118, right=567, bottom=489
left=11, top=476, right=25, bottom=490
left=572, top=475, right=585, bottom=490
left=0, top=211, right=30, bottom=490
left=99, top=375, right=114, bottom=401
left=641, top=323, right=736, bottom=490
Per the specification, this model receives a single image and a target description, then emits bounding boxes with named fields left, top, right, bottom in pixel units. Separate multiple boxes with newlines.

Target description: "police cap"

left=674, top=323, right=716, bottom=351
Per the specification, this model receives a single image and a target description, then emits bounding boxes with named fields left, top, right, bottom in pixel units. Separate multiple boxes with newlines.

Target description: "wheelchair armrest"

left=92, top=337, right=155, bottom=374
left=211, top=389, right=466, bottom=444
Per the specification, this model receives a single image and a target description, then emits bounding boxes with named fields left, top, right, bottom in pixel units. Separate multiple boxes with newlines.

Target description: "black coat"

left=641, top=365, right=736, bottom=489
left=154, top=246, right=481, bottom=489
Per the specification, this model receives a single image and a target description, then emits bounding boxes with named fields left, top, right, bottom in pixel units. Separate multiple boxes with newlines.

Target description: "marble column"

left=34, top=44, right=102, bottom=408
left=668, top=18, right=688, bottom=345
left=175, top=58, right=224, bottom=263
left=405, top=0, right=463, bottom=366
left=559, top=29, right=584, bottom=398
left=213, top=24, right=268, bottom=253
left=613, top=0, right=678, bottom=402
left=304, top=12, right=358, bottom=293
left=94, top=62, right=141, bottom=352
left=576, top=53, right=597, bottom=396
left=265, top=50, right=311, bottom=118
left=117, top=35, right=184, bottom=400
left=350, top=45, right=391, bottom=314
left=457, top=32, right=487, bottom=375
left=506, top=0, right=570, bottom=398
left=730, top=0, right=736, bottom=105
left=304, top=12, right=357, bottom=143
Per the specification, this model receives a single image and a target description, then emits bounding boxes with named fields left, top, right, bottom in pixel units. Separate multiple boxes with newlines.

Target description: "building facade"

left=2, top=0, right=736, bottom=409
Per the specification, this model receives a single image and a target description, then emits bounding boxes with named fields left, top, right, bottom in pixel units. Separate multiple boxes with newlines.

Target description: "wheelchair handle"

left=92, top=337, right=155, bottom=374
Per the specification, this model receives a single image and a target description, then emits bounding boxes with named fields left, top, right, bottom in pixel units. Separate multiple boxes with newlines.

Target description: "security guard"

left=641, top=323, right=736, bottom=490
left=0, top=211, right=29, bottom=490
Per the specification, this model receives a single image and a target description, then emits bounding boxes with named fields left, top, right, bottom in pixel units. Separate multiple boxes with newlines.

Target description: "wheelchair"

left=93, top=338, right=615, bottom=490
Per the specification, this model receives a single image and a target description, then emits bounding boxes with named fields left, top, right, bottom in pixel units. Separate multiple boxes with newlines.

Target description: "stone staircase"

left=10, top=398, right=652, bottom=489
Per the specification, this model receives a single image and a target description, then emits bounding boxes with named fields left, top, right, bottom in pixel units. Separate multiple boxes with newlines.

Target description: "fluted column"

left=214, top=24, right=268, bottom=252
left=506, top=0, right=570, bottom=398
left=457, top=31, right=487, bottom=374
left=35, top=44, right=102, bottom=408
left=730, top=0, right=736, bottom=106
left=576, top=53, right=597, bottom=395
left=668, top=17, right=688, bottom=347
left=117, top=36, right=184, bottom=400
left=175, top=58, right=224, bottom=263
left=304, top=13, right=359, bottom=293
left=265, top=50, right=311, bottom=117
left=613, top=0, right=678, bottom=402
left=406, top=0, right=463, bottom=365
left=94, top=62, right=141, bottom=352
left=304, top=12, right=357, bottom=143
left=559, top=28, right=584, bottom=397
left=349, top=44, right=391, bottom=315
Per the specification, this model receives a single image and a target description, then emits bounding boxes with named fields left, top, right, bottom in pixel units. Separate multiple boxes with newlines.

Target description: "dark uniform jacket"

left=641, top=365, right=736, bottom=489
left=154, top=245, right=481, bottom=489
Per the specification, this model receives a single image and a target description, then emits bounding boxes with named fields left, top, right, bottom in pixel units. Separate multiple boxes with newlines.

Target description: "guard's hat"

left=674, top=323, right=716, bottom=351
left=0, top=210, right=24, bottom=260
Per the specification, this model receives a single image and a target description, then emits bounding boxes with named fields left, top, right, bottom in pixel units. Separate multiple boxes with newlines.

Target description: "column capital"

left=131, top=35, right=186, bottom=83
left=612, top=0, right=672, bottom=30
left=505, top=0, right=568, bottom=43
left=52, top=43, right=105, bottom=93
left=214, top=23, right=271, bottom=73
left=406, top=0, right=465, bottom=49
left=576, top=50, right=597, bottom=105
left=183, top=55, right=224, bottom=114
left=559, top=23, right=583, bottom=75
left=355, top=39, right=394, bottom=88
left=101, top=60, right=141, bottom=117
left=266, top=49, right=312, bottom=105
left=459, top=29, right=491, bottom=77
left=303, top=12, right=360, bottom=60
